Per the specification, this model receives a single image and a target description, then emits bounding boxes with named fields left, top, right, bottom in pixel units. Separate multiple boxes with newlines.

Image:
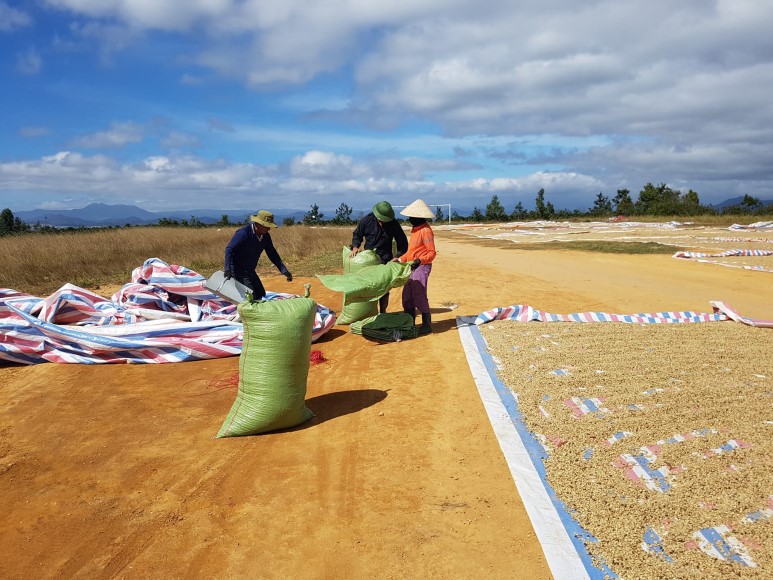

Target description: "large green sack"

left=344, top=245, right=381, bottom=274
left=319, top=260, right=412, bottom=324
left=216, top=297, right=316, bottom=437
left=336, top=246, right=382, bottom=324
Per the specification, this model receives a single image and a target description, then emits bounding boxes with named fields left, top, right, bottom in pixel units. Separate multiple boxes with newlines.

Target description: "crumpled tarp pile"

left=0, top=258, right=336, bottom=365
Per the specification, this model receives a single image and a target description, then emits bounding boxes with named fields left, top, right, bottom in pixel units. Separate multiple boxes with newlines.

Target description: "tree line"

left=297, top=184, right=771, bottom=225
left=2, top=183, right=771, bottom=237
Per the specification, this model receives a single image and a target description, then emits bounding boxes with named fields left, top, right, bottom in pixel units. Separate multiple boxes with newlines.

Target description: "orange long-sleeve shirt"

left=398, top=222, right=436, bottom=265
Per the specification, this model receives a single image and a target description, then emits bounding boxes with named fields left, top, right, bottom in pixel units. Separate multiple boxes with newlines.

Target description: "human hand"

left=348, top=247, right=360, bottom=258
left=223, top=269, right=233, bottom=280
left=285, top=271, right=293, bottom=282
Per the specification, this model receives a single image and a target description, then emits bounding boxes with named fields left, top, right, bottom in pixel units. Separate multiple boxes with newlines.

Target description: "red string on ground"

left=210, top=372, right=240, bottom=388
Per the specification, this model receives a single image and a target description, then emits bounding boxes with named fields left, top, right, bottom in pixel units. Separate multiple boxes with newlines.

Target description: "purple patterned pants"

left=401, top=264, right=432, bottom=313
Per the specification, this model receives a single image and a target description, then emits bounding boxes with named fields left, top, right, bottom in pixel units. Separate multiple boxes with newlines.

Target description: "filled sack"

left=216, top=296, right=316, bottom=437
left=319, top=258, right=412, bottom=325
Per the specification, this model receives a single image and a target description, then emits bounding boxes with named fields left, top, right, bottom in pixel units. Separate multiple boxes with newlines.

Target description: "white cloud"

left=69, top=20, right=141, bottom=64
left=161, top=131, right=202, bottom=149
left=0, top=1, right=31, bottom=31
left=8, top=1, right=773, bottom=209
left=71, top=122, right=145, bottom=148
left=207, top=117, right=235, bottom=132
left=180, top=73, right=203, bottom=85
left=19, top=126, right=51, bottom=138
left=0, top=149, right=607, bottom=213
left=16, top=48, right=42, bottom=75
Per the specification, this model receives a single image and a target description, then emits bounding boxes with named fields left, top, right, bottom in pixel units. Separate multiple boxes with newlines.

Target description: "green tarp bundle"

left=350, top=312, right=419, bottom=342
left=216, top=296, right=316, bottom=437
left=319, top=250, right=412, bottom=325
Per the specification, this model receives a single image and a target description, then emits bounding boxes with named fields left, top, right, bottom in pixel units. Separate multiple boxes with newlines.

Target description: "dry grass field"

left=0, top=225, right=352, bottom=295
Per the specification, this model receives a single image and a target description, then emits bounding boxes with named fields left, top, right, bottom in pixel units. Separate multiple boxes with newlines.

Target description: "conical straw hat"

left=399, top=198, right=435, bottom=219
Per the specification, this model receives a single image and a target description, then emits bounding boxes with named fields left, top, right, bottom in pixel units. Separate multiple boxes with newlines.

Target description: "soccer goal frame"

left=391, top=204, right=452, bottom=224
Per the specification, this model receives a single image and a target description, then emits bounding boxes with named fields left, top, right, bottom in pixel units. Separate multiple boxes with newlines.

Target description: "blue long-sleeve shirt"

left=224, top=224, right=287, bottom=276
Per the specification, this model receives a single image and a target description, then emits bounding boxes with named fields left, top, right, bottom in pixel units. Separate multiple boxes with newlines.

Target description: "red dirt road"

left=1, top=233, right=770, bottom=579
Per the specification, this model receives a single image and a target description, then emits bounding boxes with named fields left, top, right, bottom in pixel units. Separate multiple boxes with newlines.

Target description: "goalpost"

left=391, top=204, right=452, bottom=225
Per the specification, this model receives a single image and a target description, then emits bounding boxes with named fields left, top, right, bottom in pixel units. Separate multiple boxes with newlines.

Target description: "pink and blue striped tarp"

left=471, top=301, right=773, bottom=328
left=0, top=258, right=336, bottom=365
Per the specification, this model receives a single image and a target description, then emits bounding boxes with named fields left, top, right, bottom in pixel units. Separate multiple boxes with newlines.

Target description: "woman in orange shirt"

left=397, top=199, right=437, bottom=335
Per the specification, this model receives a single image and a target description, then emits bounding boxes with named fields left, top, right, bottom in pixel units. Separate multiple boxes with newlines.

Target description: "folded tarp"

left=350, top=312, right=418, bottom=341
left=0, top=257, right=336, bottom=364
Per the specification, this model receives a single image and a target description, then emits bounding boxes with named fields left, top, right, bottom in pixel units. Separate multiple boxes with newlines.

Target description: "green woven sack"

left=319, top=261, right=412, bottom=325
left=216, top=296, right=316, bottom=437
left=343, top=245, right=380, bottom=274
left=337, top=246, right=381, bottom=324
left=337, top=300, right=378, bottom=325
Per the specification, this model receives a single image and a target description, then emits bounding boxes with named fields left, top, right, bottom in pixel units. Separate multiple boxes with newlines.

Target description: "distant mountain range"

left=8, top=197, right=773, bottom=227
left=712, top=196, right=773, bottom=209
left=12, top=203, right=309, bottom=227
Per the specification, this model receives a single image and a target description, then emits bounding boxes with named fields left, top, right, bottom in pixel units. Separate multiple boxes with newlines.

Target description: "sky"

left=1, top=0, right=772, bottom=216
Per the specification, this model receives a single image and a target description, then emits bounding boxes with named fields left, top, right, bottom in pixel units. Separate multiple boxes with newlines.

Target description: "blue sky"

left=2, top=0, right=772, bottom=216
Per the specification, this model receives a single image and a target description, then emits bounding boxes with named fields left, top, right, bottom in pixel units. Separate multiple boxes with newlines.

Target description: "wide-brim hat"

left=372, top=201, right=395, bottom=222
left=399, top=199, right=434, bottom=219
left=250, top=209, right=277, bottom=228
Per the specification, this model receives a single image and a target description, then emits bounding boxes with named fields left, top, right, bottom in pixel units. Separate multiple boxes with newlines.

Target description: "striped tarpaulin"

left=473, top=304, right=730, bottom=325
left=673, top=249, right=773, bottom=259
left=0, top=258, right=336, bottom=365
left=672, top=249, right=773, bottom=273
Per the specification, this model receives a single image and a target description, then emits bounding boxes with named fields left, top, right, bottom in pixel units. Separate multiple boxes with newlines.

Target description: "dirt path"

left=1, top=234, right=770, bottom=579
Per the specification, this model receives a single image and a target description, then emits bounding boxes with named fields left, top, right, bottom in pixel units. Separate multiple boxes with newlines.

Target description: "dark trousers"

left=235, top=271, right=266, bottom=300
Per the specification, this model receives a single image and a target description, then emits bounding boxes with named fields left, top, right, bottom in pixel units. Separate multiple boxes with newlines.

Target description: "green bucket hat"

left=250, top=209, right=277, bottom=228
left=372, top=201, right=395, bottom=222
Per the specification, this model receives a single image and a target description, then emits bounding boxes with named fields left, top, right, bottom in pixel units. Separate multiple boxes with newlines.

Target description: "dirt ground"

left=1, top=233, right=770, bottom=579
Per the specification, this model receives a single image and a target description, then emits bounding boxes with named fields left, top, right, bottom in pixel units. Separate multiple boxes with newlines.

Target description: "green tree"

left=534, top=188, right=554, bottom=220
left=303, top=203, right=325, bottom=225
left=470, top=207, right=484, bottom=222
left=682, top=189, right=702, bottom=214
left=511, top=202, right=527, bottom=220
left=0, top=209, right=30, bottom=236
left=282, top=217, right=296, bottom=226
left=0, top=208, right=14, bottom=236
left=590, top=192, right=612, bottom=216
left=741, top=194, right=761, bottom=212
left=434, top=205, right=444, bottom=222
left=216, top=214, right=231, bottom=227
left=635, top=183, right=682, bottom=215
left=613, top=189, right=635, bottom=215
left=485, top=195, right=508, bottom=221
left=331, top=203, right=353, bottom=225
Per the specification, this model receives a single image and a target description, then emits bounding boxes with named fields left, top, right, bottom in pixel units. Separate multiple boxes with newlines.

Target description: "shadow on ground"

left=302, top=389, right=388, bottom=426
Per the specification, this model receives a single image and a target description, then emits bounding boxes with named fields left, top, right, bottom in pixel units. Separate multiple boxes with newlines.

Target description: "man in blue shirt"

left=224, top=210, right=292, bottom=300
left=349, top=200, right=408, bottom=313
